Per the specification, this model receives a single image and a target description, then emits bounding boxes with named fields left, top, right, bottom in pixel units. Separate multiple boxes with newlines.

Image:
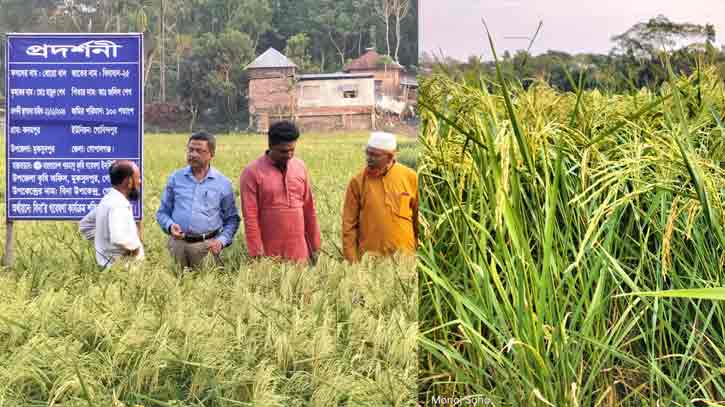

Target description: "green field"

left=418, top=65, right=725, bottom=406
left=0, top=132, right=417, bottom=406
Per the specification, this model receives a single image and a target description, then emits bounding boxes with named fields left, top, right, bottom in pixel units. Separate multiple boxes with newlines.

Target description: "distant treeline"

left=0, top=0, right=418, bottom=130
left=422, top=15, right=725, bottom=93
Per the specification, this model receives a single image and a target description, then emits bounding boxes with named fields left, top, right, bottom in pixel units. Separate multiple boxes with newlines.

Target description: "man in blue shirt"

left=156, top=131, right=240, bottom=268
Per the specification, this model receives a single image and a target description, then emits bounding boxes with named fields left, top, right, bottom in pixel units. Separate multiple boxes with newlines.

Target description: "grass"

left=0, top=132, right=417, bottom=406
left=417, top=59, right=725, bottom=406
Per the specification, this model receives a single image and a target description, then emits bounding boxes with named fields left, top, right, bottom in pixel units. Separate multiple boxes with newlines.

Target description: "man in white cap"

left=342, top=132, right=418, bottom=263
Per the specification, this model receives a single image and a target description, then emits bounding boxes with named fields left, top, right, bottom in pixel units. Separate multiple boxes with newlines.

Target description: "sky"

left=419, top=0, right=725, bottom=61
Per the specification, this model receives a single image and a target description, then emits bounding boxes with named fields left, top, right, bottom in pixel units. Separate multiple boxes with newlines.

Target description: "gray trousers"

left=167, top=237, right=222, bottom=269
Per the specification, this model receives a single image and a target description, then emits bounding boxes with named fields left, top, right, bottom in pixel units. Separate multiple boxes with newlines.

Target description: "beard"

left=128, top=187, right=140, bottom=202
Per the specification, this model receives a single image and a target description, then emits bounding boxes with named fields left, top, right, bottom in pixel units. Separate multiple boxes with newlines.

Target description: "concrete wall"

left=347, top=68, right=401, bottom=97
left=297, top=77, right=374, bottom=108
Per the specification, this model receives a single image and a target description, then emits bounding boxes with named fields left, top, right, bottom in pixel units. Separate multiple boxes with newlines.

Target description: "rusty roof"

left=344, top=49, right=403, bottom=72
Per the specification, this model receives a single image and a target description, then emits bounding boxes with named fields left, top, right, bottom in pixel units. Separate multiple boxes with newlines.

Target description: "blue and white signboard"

left=5, top=33, right=143, bottom=220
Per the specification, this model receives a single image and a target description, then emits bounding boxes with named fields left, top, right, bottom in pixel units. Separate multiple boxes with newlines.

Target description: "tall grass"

left=418, top=60, right=725, bottom=405
left=0, top=133, right=417, bottom=406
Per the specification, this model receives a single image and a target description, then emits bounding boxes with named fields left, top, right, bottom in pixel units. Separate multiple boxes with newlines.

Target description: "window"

left=342, top=84, right=358, bottom=99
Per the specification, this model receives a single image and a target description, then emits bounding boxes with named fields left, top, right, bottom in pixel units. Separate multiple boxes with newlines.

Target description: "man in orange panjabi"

left=342, top=132, right=418, bottom=263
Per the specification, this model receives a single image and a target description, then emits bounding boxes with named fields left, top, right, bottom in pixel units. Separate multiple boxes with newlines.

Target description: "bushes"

left=144, top=103, right=191, bottom=133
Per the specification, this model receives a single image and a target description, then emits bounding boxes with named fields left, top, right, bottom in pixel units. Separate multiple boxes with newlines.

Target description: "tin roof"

left=245, top=48, right=297, bottom=69
left=298, top=72, right=374, bottom=80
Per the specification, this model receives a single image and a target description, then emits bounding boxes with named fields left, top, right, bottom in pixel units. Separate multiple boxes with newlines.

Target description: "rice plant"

left=418, top=56, right=725, bottom=405
left=0, top=132, right=417, bottom=406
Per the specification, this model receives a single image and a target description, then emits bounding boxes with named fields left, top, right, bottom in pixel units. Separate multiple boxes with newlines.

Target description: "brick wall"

left=346, top=114, right=374, bottom=130
left=248, top=68, right=296, bottom=115
left=248, top=67, right=295, bottom=80
left=296, top=106, right=372, bottom=131
left=297, top=106, right=373, bottom=116
left=296, top=113, right=371, bottom=132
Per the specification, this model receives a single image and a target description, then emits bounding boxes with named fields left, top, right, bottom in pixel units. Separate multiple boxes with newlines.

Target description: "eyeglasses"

left=187, top=147, right=210, bottom=155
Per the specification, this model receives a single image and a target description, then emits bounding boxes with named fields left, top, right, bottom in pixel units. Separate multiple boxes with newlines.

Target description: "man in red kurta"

left=240, top=121, right=321, bottom=263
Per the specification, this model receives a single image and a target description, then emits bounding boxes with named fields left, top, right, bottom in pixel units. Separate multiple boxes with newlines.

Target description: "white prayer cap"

left=367, top=132, right=397, bottom=152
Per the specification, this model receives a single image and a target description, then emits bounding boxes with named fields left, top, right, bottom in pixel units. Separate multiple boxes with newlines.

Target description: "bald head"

left=109, top=160, right=138, bottom=186
left=109, top=160, right=141, bottom=201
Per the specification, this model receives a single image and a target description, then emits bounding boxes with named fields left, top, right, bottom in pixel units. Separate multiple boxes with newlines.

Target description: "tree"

left=284, top=33, right=318, bottom=72
left=178, top=30, right=254, bottom=127
left=160, top=0, right=166, bottom=102
left=373, top=0, right=392, bottom=57
left=611, top=15, right=717, bottom=59
left=228, top=0, right=273, bottom=52
left=395, top=0, right=416, bottom=67
left=314, top=0, right=356, bottom=69
left=390, top=0, right=409, bottom=63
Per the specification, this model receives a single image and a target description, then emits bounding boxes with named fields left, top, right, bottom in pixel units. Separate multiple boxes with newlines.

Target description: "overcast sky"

left=419, top=0, right=725, bottom=61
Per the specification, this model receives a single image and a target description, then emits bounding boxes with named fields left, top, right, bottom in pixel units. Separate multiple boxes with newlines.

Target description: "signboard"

left=5, top=33, right=143, bottom=220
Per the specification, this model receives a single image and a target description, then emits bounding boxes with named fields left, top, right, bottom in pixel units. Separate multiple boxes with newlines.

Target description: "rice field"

left=418, top=61, right=725, bottom=406
left=0, top=131, right=418, bottom=406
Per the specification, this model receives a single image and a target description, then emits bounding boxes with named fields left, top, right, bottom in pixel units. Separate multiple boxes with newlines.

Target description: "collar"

left=184, top=165, right=216, bottom=180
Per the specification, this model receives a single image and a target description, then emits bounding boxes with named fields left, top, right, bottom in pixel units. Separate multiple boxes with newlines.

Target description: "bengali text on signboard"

left=5, top=34, right=143, bottom=220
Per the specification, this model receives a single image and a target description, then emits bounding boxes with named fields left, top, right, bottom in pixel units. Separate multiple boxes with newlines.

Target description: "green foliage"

left=396, top=145, right=417, bottom=170
left=227, top=0, right=273, bottom=48
left=418, top=61, right=725, bottom=405
left=0, top=0, right=417, bottom=128
left=378, top=54, right=395, bottom=66
left=284, top=33, right=318, bottom=73
left=176, top=30, right=254, bottom=128
left=611, top=14, right=716, bottom=59
left=422, top=16, right=725, bottom=94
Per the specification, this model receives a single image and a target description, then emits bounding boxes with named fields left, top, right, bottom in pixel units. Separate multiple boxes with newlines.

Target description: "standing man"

left=156, top=131, right=240, bottom=268
left=79, top=160, right=144, bottom=269
left=342, top=132, right=418, bottom=263
left=240, top=120, right=321, bottom=263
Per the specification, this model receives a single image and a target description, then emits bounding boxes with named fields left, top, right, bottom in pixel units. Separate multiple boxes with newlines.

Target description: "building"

left=343, top=48, right=404, bottom=99
left=246, top=47, right=413, bottom=133
left=296, top=72, right=375, bottom=132
left=246, top=48, right=298, bottom=134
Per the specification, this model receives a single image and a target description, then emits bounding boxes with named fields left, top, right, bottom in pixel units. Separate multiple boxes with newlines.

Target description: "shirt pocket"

left=389, top=191, right=413, bottom=220
left=201, top=189, right=221, bottom=218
